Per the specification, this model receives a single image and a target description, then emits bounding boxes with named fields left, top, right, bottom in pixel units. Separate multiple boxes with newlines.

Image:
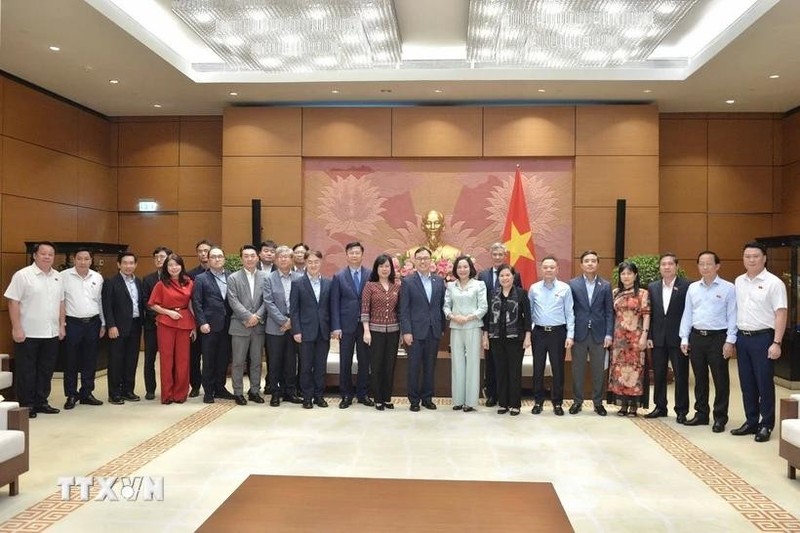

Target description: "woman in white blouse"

left=444, top=256, right=488, bottom=412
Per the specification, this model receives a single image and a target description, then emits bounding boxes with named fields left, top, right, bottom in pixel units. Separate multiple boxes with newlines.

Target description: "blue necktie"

left=353, top=270, right=360, bottom=292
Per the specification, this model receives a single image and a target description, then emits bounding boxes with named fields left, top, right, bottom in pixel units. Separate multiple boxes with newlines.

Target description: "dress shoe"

left=108, top=397, right=124, bottom=405
left=384, top=402, right=394, bottom=410
left=122, top=393, right=140, bottom=402
left=712, top=420, right=726, bottom=433
left=754, top=427, right=772, bottom=442
left=215, top=389, right=236, bottom=400
left=452, top=405, right=463, bottom=411
left=497, top=407, right=509, bottom=414
left=303, top=401, right=313, bottom=409
left=569, top=403, right=582, bottom=415
left=594, top=405, right=607, bottom=416
left=410, top=403, right=420, bottom=412
left=145, top=392, right=156, bottom=401
left=36, top=404, right=60, bottom=414
left=248, top=392, right=265, bottom=404
left=510, top=408, right=520, bottom=416
left=80, top=394, right=103, bottom=406
left=269, top=395, right=280, bottom=407
left=485, top=397, right=497, bottom=408
left=64, top=396, right=77, bottom=410
left=644, top=408, right=668, bottom=419
left=730, top=423, right=758, bottom=436
left=628, top=409, right=638, bottom=417
left=676, top=414, right=688, bottom=424
left=314, top=398, right=329, bottom=408
left=531, top=403, right=543, bottom=415
left=375, top=403, right=385, bottom=411
left=28, top=409, right=37, bottom=418
left=339, top=397, right=353, bottom=409
left=284, top=395, right=304, bottom=404
left=234, top=395, right=247, bottom=406
left=553, top=405, right=564, bottom=416
left=357, top=397, right=375, bottom=407
left=685, top=415, right=709, bottom=426
left=617, top=407, right=628, bottom=417
left=203, top=394, right=215, bottom=404
left=422, top=400, right=437, bottom=410
left=189, top=387, right=200, bottom=398
left=463, top=406, right=476, bottom=413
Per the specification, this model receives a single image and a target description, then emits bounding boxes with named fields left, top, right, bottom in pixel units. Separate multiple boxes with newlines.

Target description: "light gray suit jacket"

left=263, top=269, right=299, bottom=336
left=227, top=268, right=267, bottom=337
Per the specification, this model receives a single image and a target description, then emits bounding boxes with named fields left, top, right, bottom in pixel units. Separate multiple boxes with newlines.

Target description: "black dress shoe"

left=339, top=397, right=352, bottom=409
left=284, top=395, right=304, bottom=404
left=684, top=415, right=709, bottom=426
left=730, top=423, right=758, bottom=436
left=754, top=427, right=772, bottom=442
left=203, top=394, right=215, bottom=404
left=108, top=397, right=125, bottom=405
left=712, top=420, right=726, bottom=433
left=314, top=398, right=329, bottom=408
left=27, top=409, right=37, bottom=418
left=36, top=404, right=60, bottom=414
left=269, top=395, right=280, bottom=407
left=676, top=414, right=688, bottom=424
left=594, top=405, right=607, bottom=416
left=453, top=404, right=463, bottom=411
left=303, top=401, right=313, bottom=409
left=462, top=406, right=476, bottom=413
left=384, top=402, right=394, bottom=410
left=644, top=408, right=668, bottom=419
left=531, top=404, right=543, bottom=415
left=422, top=400, right=437, bottom=410
left=122, top=393, right=140, bottom=402
left=80, top=394, right=103, bottom=406
left=485, top=397, right=497, bottom=408
left=234, top=395, right=247, bottom=406
left=248, top=392, right=265, bottom=404
left=510, top=408, right=520, bottom=416
left=189, top=387, right=200, bottom=398
left=145, top=392, right=156, bottom=401
left=497, top=407, right=509, bottom=414
left=375, top=403, right=385, bottom=411
left=553, top=405, right=564, bottom=416
left=357, top=397, right=375, bottom=407
left=410, top=403, right=420, bottom=412
left=215, top=389, right=236, bottom=400
left=64, top=396, right=77, bottom=410
left=569, top=403, right=582, bottom=415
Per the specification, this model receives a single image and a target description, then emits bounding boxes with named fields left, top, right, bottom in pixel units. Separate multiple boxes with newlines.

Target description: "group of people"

left=3, top=238, right=787, bottom=442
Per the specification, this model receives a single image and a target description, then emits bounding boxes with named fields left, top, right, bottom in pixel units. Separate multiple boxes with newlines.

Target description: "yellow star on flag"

left=504, top=223, right=535, bottom=265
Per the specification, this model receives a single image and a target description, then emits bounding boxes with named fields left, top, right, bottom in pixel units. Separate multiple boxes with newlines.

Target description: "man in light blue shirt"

left=529, top=256, right=575, bottom=416
left=679, top=250, right=737, bottom=433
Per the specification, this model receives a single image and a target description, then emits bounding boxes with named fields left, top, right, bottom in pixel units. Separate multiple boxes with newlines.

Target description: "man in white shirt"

left=4, top=241, right=66, bottom=418
left=62, top=248, right=106, bottom=410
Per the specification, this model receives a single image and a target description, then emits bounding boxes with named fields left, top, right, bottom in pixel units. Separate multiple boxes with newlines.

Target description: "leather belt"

left=534, top=325, right=566, bottom=332
left=739, top=328, right=773, bottom=336
left=172, top=307, right=188, bottom=311
left=691, top=328, right=726, bottom=337
left=66, top=315, right=99, bottom=323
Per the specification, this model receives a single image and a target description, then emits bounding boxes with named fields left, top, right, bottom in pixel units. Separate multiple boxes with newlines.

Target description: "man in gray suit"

left=227, top=245, right=267, bottom=406
left=568, top=250, right=614, bottom=416
left=263, top=245, right=303, bottom=406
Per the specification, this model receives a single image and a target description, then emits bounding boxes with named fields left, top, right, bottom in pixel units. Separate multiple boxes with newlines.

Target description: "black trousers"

left=407, top=328, right=439, bottom=404
left=370, top=330, right=399, bottom=403
left=339, top=324, right=371, bottom=400
left=143, top=324, right=158, bottom=395
left=490, top=337, right=524, bottom=409
left=189, top=332, right=202, bottom=389
left=484, top=348, right=497, bottom=399
left=266, top=332, right=298, bottom=397
left=63, top=316, right=101, bottom=398
left=652, top=345, right=689, bottom=415
left=201, top=328, right=232, bottom=395
left=532, top=326, right=567, bottom=405
left=14, top=336, right=58, bottom=407
left=689, top=330, right=729, bottom=422
left=108, top=318, right=142, bottom=398
left=299, top=338, right=329, bottom=400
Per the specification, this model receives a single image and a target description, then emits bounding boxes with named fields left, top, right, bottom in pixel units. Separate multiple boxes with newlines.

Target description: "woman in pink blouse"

left=148, top=254, right=196, bottom=404
left=361, top=254, right=401, bottom=411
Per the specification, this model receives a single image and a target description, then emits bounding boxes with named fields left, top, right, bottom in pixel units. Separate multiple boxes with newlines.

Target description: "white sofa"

left=0, top=401, right=29, bottom=496
left=779, top=393, right=800, bottom=480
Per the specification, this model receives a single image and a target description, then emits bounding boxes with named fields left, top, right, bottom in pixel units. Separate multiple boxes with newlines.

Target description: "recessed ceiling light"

left=49, top=45, right=60, bottom=52
left=643, top=89, right=652, bottom=93
left=769, top=74, right=780, bottom=79
left=153, top=104, right=162, bottom=108
left=725, top=99, right=735, bottom=105
left=537, top=89, right=546, bottom=93
left=109, top=79, right=119, bottom=84
left=229, top=91, right=238, bottom=96
left=433, top=89, right=443, bottom=93
left=330, top=89, right=340, bottom=94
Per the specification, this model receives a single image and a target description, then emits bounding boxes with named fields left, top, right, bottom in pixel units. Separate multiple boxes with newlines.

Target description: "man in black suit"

left=646, top=253, right=691, bottom=423
left=290, top=250, right=332, bottom=409
left=399, top=247, right=446, bottom=412
left=102, top=252, right=144, bottom=404
left=258, top=240, right=277, bottom=272
left=141, top=246, right=170, bottom=400
left=187, top=239, right=212, bottom=397
left=192, top=247, right=237, bottom=404
left=478, top=242, right=522, bottom=407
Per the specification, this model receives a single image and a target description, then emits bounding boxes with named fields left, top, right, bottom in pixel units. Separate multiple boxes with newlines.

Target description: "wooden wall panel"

left=179, top=167, right=222, bottom=211
left=302, top=108, right=392, bottom=157
left=392, top=107, right=483, bottom=157
left=222, top=206, right=301, bottom=252
left=574, top=156, right=658, bottom=207
left=1, top=137, right=79, bottom=204
left=659, top=119, right=707, bottom=166
left=78, top=159, right=117, bottom=211
left=707, top=166, right=773, bottom=213
left=118, top=120, right=180, bottom=167
left=575, top=105, right=658, bottom=156
left=180, top=119, right=222, bottom=166
left=707, top=214, right=773, bottom=260
left=119, top=213, right=179, bottom=258
left=785, top=112, right=800, bottom=165
left=78, top=111, right=112, bottom=166
left=1, top=254, right=28, bottom=311
left=483, top=106, right=575, bottom=156
left=177, top=212, right=222, bottom=257
left=2, top=79, right=79, bottom=155
left=222, top=156, right=301, bottom=206
left=77, top=208, right=118, bottom=243
left=625, top=207, right=660, bottom=256
left=574, top=207, right=614, bottom=258
left=659, top=213, right=707, bottom=259
left=117, top=167, right=179, bottom=212
left=570, top=256, right=616, bottom=280
left=223, top=107, right=302, bottom=156
left=660, top=166, right=707, bottom=213
left=0, top=310, right=11, bottom=354
left=1, top=196, right=77, bottom=252
left=781, top=161, right=800, bottom=214
left=707, top=119, right=773, bottom=166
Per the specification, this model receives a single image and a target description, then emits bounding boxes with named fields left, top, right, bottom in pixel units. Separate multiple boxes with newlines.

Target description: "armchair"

left=0, top=402, right=29, bottom=496
left=779, top=394, right=800, bottom=480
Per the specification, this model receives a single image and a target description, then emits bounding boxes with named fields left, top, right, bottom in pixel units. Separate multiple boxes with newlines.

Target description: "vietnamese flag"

left=502, top=167, right=538, bottom=287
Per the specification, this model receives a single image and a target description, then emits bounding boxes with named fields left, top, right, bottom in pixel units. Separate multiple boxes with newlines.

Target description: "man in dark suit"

left=187, top=239, right=212, bottom=397
left=258, top=240, right=277, bottom=272
left=331, top=241, right=373, bottom=408
left=290, top=250, right=332, bottom=409
left=141, top=246, right=170, bottom=400
left=646, top=253, right=691, bottom=423
left=568, top=250, right=614, bottom=416
left=102, top=252, right=144, bottom=404
left=478, top=242, right=522, bottom=407
left=192, top=246, right=236, bottom=404
left=399, top=247, right=446, bottom=412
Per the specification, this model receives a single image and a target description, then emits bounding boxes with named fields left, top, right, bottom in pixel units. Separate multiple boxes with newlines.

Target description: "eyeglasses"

left=209, top=254, right=225, bottom=259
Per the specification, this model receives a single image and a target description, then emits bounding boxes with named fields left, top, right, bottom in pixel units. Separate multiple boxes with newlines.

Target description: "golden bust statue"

left=407, top=210, right=462, bottom=262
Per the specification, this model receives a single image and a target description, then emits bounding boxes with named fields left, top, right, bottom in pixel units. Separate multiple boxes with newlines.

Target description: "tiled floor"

left=1, top=364, right=799, bottom=532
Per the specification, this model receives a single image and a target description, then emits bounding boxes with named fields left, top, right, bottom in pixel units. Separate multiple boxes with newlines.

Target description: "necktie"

left=354, top=270, right=360, bottom=292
